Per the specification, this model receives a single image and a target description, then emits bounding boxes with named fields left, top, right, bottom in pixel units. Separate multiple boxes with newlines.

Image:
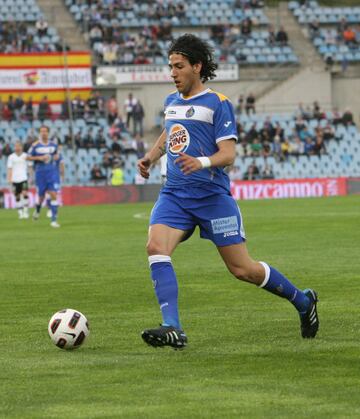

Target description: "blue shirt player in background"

left=27, top=125, right=61, bottom=228
left=137, top=34, right=319, bottom=349
left=46, top=146, right=64, bottom=219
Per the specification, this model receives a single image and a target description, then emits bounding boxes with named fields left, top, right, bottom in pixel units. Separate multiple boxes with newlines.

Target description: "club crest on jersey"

left=185, top=106, right=195, bottom=118
left=168, top=123, right=190, bottom=155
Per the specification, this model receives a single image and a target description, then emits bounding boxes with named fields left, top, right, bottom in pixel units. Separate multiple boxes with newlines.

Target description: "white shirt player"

left=7, top=152, right=28, bottom=183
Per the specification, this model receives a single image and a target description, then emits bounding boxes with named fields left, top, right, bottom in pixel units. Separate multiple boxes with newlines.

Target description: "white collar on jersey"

left=180, top=88, right=210, bottom=101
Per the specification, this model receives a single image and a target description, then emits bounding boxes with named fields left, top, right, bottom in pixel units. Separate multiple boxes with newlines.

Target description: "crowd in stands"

left=0, top=19, right=65, bottom=53
left=232, top=99, right=356, bottom=180
left=65, top=0, right=296, bottom=66
left=290, top=1, right=360, bottom=66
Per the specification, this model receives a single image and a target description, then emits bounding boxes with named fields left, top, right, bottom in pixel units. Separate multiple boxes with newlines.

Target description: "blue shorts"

left=150, top=191, right=246, bottom=247
left=35, top=171, right=59, bottom=197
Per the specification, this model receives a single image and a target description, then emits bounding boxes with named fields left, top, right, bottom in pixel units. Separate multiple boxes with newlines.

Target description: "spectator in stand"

left=107, top=95, right=118, bottom=124
left=89, top=25, right=103, bottom=47
left=124, top=93, right=137, bottom=130
left=343, top=27, right=356, bottom=46
left=135, top=133, right=146, bottom=159
left=102, top=41, right=118, bottom=64
left=337, top=18, right=348, bottom=37
left=245, top=92, right=256, bottom=114
left=111, top=161, right=124, bottom=186
left=342, top=108, right=354, bottom=126
left=132, top=100, right=145, bottom=137
left=111, top=136, right=122, bottom=155
left=313, top=131, right=326, bottom=156
left=95, top=128, right=107, bottom=149
left=2, top=142, right=12, bottom=156
left=61, top=98, right=70, bottom=119
left=308, top=19, right=320, bottom=39
left=86, top=92, right=99, bottom=117
left=7, top=95, right=15, bottom=121
left=25, top=97, right=34, bottom=122
left=250, top=138, right=262, bottom=156
left=276, top=26, right=288, bottom=46
left=36, top=17, right=48, bottom=37
left=72, top=95, right=85, bottom=119
left=267, top=25, right=276, bottom=45
left=91, top=164, right=106, bottom=182
left=241, top=18, right=252, bottom=37
left=0, top=97, right=4, bottom=120
left=243, top=162, right=260, bottom=180
left=262, top=164, right=274, bottom=179
left=38, top=96, right=51, bottom=121
left=14, top=95, right=24, bottom=121
left=323, top=123, right=335, bottom=141
left=304, top=137, right=314, bottom=155
left=281, top=139, right=290, bottom=160
left=237, top=94, right=245, bottom=114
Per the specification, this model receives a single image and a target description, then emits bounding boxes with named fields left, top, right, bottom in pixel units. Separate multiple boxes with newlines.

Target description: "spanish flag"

left=0, top=52, right=92, bottom=103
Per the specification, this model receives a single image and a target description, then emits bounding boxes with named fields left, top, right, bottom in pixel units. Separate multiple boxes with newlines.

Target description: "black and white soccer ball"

left=48, top=309, right=89, bottom=350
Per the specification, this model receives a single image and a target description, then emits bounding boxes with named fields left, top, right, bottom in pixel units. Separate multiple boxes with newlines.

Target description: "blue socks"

left=259, top=262, right=310, bottom=314
left=50, top=200, right=58, bottom=222
left=149, top=255, right=181, bottom=329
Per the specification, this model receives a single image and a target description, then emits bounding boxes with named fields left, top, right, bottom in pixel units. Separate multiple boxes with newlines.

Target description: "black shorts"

left=12, top=181, right=28, bottom=195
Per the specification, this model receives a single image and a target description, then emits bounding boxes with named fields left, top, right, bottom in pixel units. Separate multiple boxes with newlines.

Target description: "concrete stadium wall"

left=257, top=67, right=332, bottom=112
left=332, top=77, right=360, bottom=122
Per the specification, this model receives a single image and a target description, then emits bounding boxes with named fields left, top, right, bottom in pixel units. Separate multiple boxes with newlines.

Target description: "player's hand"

left=175, top=152, right=203, bottom=175
left=53, top=154, right=60, bottom=161
left=38, top=154, right=50, bottom=162
left=137, top=156, right=151, bottom=179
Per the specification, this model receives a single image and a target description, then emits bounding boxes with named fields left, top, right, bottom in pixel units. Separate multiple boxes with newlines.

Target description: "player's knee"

left=146, top=239, right=166, bottom=256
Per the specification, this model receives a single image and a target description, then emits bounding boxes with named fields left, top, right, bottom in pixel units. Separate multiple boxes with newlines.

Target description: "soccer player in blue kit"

left=137, top=34, right=319, bottom=349
left=27, top=125, right=61, bottom=228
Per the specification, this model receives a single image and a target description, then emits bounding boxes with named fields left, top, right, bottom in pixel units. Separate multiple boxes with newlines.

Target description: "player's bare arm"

left=174, top=139, right=236, bottom=175
left=7, top=167, right=12, bottom=184
left=27, top=154, right=48, bottom=162
left=137, top=129, right=167, bottom=179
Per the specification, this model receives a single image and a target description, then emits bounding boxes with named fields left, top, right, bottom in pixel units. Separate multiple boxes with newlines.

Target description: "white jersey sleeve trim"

left=215, top=135, right=238, bottom=144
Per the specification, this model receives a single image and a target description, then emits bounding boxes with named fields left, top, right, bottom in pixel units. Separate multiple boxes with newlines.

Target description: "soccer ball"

left=48, top=308, right=89, bottom=350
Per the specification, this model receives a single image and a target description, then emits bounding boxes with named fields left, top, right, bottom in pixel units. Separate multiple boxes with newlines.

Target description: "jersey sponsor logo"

left=185, top=106, right=195, bottom=118
left=224, top=121, right=232, bottom=127
left=168, top=123, right=190, bottom=155
left=211, top=215, right=239, bottom=235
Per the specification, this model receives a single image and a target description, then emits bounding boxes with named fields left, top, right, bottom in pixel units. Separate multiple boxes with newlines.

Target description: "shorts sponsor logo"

left=168, top=123, right=190, bottom=155
left=223, top=231, right=239, bottom=238
left=211, top=216, right=239, bottom=235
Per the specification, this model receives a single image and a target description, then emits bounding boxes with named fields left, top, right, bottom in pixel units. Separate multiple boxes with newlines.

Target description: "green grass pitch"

left=1, top=195, right=360, bottom=418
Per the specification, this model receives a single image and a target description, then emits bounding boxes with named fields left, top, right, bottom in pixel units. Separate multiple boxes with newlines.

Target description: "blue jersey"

left=28, top=140, right=58, bottom=174
left=163, top=88, right=237, bottom=197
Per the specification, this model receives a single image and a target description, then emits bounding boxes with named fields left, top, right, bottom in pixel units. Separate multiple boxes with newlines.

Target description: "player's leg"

left=196, top=194, right=318, bottom=338
left=33, top=173, right=46, bottom=220
left=13, top=184, right=23, bottom=219
left=21, top=182, right=29, bottom=219
left=48, top=190, right=60, bottom=227
left=217, top=242, right=319, bottom=338
left=45, top=193, right=52, bottom=218
left=142, top=193, right=195, bottom=349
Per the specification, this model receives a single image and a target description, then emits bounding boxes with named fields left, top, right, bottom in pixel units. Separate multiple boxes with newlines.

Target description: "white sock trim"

left=258, top=261, right=270, bottom=288
left=50, top=200, right=58, bottom=206
left=148, top=254, right=171, bottom=266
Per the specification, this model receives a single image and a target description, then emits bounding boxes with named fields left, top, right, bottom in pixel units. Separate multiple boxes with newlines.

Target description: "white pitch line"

left=133, top=212, right=149, bottom=220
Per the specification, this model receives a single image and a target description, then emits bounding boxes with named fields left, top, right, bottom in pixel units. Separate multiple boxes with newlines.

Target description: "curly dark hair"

left=168, top=34, right=218, bottom=83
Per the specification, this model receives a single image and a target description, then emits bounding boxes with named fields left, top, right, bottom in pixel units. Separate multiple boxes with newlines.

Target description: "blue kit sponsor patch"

left=211, top=216, right=239, bottom=234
